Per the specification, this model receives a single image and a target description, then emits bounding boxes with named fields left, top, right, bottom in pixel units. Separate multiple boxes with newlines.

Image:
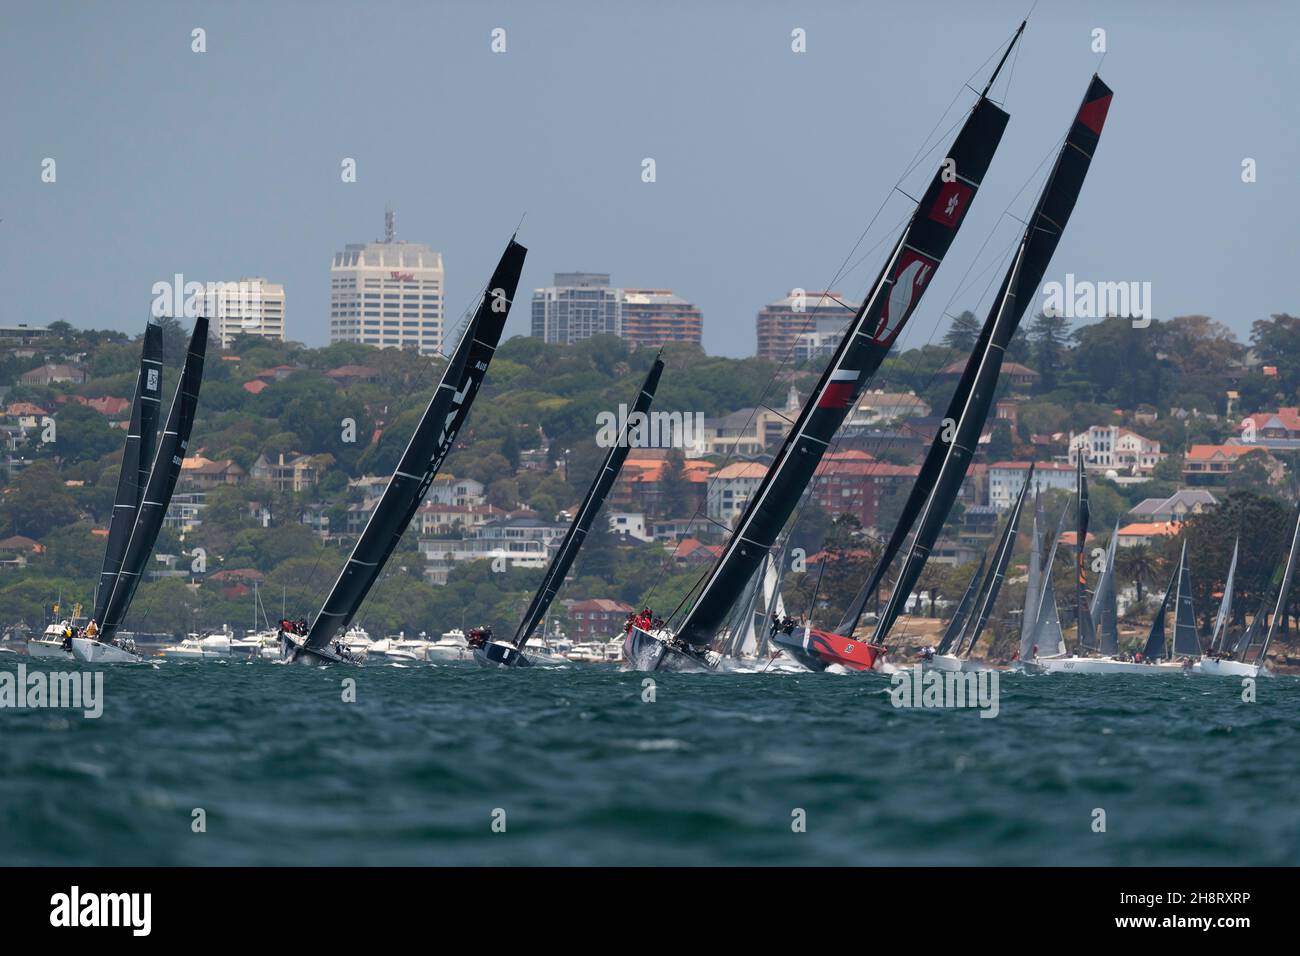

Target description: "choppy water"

left=1, top=657, right=1297, bottom=865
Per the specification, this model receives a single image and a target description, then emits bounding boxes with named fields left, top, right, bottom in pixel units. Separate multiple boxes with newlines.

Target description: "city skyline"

left=3, top=2, right=1296, bottom=358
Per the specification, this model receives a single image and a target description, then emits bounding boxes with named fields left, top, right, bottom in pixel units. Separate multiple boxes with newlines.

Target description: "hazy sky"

left=3, top=1, right=1296, bottom=357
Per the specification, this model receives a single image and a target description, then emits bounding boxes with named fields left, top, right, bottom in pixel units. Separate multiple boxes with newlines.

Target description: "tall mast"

left=300, top=239, right=526, bottom=654
left=664, top=36, right=1016, bottom=649
left=869, top=74, right=1114, bottom=649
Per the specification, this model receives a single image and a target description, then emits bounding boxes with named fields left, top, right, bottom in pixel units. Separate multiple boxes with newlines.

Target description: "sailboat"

left=625, top=24, right=1021, bottom=672
left=474, top=354, right=664, bottom=668
left=1199, top=504, right=1299, bottom=677
left=280, top=237, right=527, bottom=665
left=69, top=318, right=208, bottom=663
left=835, top=72, right=1113, bottom=673
left=928, top=464, right=1034, bottom=672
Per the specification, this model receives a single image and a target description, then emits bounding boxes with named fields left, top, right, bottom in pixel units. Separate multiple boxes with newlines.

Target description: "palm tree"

left=1116, top=542, right=1157, bottom=605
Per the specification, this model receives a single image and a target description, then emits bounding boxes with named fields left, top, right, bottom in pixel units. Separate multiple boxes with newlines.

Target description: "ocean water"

left=1, top=657, right=1297, bottom=866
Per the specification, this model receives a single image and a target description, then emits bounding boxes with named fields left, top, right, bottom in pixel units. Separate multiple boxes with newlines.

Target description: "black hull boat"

left=475, top=640, right=535, bottom=667
left=621, top=626, right=720, bottom=672
left=279, top=630, right=360, bottom=665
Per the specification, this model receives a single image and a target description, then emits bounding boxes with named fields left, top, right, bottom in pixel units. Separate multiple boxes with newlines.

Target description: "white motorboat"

left=565, top=640, right=623, bottom=664
left=425, top=629, right=472, bottom=662
left=27, top=623, right=74, bottom=660
left=160, top=628, right=261, bottom=660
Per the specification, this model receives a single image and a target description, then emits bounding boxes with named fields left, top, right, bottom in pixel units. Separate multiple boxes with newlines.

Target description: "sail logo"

left=146, top=369, right=160, bottom=393
left=889, top=665, right=999, bottom=718
left=817, top=369, right=859, bottom=410
left=435, top=372, right=478, bottom=461
left=49, top=886, right=151, bottom=936
left=873, top=251, right=936, bottom=345
left=596, top=405, right=703, bottom=450
left=927, top=181, right=973, bottom=228
left=1041, top=274, right=1153, bottom=325
left=0, top=665, right=103, bottom=718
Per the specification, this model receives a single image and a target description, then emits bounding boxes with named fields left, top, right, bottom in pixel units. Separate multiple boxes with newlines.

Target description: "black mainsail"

left=660, top=39, right=1016, bottom=655
left=1142, top=564, right=1179, bottom=661
left=98, top=317, right=209, bottom=640
left=289, top=239, right=527, bottom=661
left=93, top=322, right=164, bottom=625
left=1171, top=541, right=1200, bottom=657
left=869, top=74, right=1114, bottom=648
left=936, top=554, right=986, bottom=655
left=1257, top=503, right=1300, bottom=665
left=512, top=356, right=663, bottom=650
left=1075, top=455, right=1097, bottom=652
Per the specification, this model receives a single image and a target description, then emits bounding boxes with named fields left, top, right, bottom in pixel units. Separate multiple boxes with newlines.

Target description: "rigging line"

left=638, top=28, right=1029, bottom=616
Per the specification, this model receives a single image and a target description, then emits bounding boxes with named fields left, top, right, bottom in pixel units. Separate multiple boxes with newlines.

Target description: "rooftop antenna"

left=384, top=204, right=395, bottom=243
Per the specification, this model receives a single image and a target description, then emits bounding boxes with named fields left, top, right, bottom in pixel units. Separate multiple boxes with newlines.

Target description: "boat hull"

left=1194, top=658, right=1266, bottom=678
left=925, top=653, right=995, bottom=673
left=620, top=627, right=719, bottom=672
left=473, top=640, right=535, bottom=668
left=280, top=632, right=360, bottom=666
left=26, top=638, right=72, bottom=660
left=1025, top=655, right=1191, bottom=675
left=771, top=628, right=885, bottom=673
left=69, top=638, right=142, bottom=664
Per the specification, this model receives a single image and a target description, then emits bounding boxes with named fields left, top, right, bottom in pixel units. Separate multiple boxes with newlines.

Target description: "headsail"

left=667, top=66, right=1012, bottom=647
left=1090, top=522, right=1120, bottom=656
left=868, top=74, right=1114, bottom=648
left=1142, top=565, right=1179, bottom=660
left=1209, top=538, right=1238, bottom=653
left=1029, top=505, right=1069, bottom=657
left=1257, top=503, right=1300, bottom=664
left=1018, top=490, right=1044, bottom=660
left=99, top=317, right=209, bottom=639
left=959, top=465, right=1032, bottom=658
left=302, top=239, right=527, bottom=652
left=93, top=322, right=163, bottom=625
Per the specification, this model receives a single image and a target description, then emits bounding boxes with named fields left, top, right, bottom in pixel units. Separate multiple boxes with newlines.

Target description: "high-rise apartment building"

left=531, top=273, right=622, bottom=344
left=621, top=289, right=703, bottom=347
left=531, top=274, right=703, bottom=347
left=209, top=278, right=286, bottom=348
left=755, top=290, right=857, bottom=362
left=329, top=209, right=445, bottom=354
